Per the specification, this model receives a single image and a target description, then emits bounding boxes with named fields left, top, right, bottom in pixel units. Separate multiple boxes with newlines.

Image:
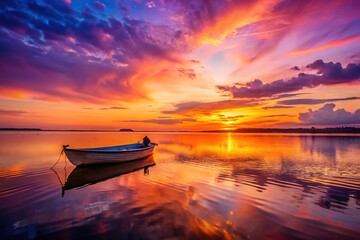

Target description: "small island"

left=119, top=128, right=134, bottom=132
left=0, top=128, right=43, bottom=131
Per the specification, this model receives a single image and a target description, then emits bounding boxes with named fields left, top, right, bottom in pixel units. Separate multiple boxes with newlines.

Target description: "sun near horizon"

left=1, top=0, right=360, bottom=131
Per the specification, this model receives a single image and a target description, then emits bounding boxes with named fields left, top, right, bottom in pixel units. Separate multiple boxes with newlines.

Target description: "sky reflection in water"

left=0, top=132, right=359, bottom=239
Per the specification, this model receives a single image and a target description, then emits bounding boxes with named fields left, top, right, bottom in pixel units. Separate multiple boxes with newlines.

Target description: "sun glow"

left=222, top=127, right=236, bottom=131
left=226, top=132, right=234, bottom=152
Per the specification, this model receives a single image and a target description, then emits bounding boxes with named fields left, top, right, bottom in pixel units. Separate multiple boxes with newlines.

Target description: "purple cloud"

left=0, top=34, right=141, bottom=103
left=217, top=60, right=360, bottom=98
left=274, top=93, right=307, bottom=99
left=99, top=106, right=127, bottom=110
left=94, top=1, right=106, bottom=11
left=177, top=68, right=196, bottom=80
left=306, top=60, right=360, bottom=83
left=279, top=97, right=359, bottom=105
left=0, top=0, right=188, bottom=103
left=217, top=114, right=246, bottom=121
left=0, top=109, right=28, bottom=116
left=260, top=114, right=295, bottom=119
left=120, top=118, right=195, bottom=125
left=162, top=99, right=258, bottom=115
left=299, top=103, right=360, bottom=125
left=263, top=105, right=294, bottom=110
left=290, top=66, right=300, bottom=71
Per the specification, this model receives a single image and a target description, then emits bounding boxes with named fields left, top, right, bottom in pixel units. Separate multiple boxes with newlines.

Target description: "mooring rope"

left=50, top=145, right=69, bottom=169
left=50, top=149, right=64, bottom=169
left=50, top=146, right=71, bottom=197
left=64, top=151, right=67, bottom=168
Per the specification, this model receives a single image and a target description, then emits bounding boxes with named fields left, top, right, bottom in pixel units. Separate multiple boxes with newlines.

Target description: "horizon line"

left=1, top=127, right=360, bottom=134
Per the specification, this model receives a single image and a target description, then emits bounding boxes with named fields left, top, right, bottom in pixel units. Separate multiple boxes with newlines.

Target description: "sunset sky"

left=0, top=0, right=359, bottom=130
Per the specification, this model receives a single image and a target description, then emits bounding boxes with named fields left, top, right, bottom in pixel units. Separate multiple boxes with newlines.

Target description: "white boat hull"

left=63, top=143, right=156, bottom=166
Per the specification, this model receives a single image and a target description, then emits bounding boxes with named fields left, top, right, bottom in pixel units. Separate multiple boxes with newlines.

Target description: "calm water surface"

left=0, top=132, right=359, bottom=239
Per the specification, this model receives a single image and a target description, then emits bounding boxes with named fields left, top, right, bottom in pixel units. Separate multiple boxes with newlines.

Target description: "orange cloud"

left=290, top=35, right=360, bottom=55
left=195, top=0, right=281, bottom=45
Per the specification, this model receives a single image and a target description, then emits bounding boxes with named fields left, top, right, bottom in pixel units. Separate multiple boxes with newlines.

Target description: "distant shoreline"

left=1, top=127, right=360, bottom=134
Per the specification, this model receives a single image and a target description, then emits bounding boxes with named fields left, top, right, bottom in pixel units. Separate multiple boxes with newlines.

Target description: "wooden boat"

left=63, top=142, right=157, bottom=166
left=62, top=155, right=155, bottom=196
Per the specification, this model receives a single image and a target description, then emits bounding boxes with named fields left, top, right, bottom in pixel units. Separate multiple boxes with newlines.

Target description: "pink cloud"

left=299, top=103, right=360, bottom=125
left=0, top=109, right=28, bottom=116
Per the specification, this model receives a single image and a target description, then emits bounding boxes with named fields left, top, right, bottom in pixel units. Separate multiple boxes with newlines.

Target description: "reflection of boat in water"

left=63, top=142, right=157, bottom=166
left=62, top=155, right=155, bottom=196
